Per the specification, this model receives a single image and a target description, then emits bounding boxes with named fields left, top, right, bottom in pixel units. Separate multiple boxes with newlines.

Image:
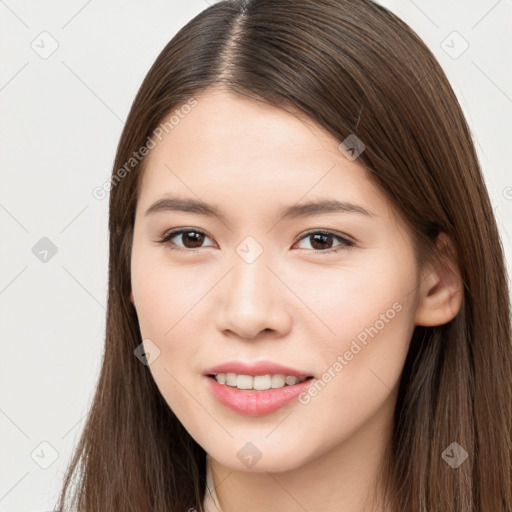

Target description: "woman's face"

left=130, top=88, right=423, bottom=472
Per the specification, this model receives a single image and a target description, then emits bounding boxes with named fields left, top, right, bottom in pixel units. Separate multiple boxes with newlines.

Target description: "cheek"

left=292, top=258, right=417, bottom=377
left=130, top=253, right=210, bottom=417
left=131, top=248, right=216, bottom=393
left=300, top=256, right=412, bottom=316
left=131, top=246, right=206, bottom=338
left=289, top=269, right=416, bottom=449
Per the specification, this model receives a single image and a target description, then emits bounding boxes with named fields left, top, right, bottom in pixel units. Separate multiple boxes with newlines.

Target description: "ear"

left=414, top=232, right=463, bottom=327
left=129, top=291, right=134, bottom=304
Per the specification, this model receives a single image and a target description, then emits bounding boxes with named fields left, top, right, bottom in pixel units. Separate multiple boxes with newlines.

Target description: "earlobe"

left=129, top=291, right=134, bottom=304
left=414, top=233, right=464, bottom=327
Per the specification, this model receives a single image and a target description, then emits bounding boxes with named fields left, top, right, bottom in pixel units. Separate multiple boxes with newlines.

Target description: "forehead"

left=137, top=88, right=390, bottom=220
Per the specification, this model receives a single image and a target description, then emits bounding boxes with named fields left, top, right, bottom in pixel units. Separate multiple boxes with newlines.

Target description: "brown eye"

left=309, top=233, right=334, bottom=250
left=179, top=231, right=205, bottom=248
left=157, top=228, right=215, bottom=250
left=295, top=230, right=354, bottom=253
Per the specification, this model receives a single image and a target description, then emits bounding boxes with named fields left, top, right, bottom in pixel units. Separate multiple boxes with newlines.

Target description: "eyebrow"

left=144, top=195, right=374, bottom=221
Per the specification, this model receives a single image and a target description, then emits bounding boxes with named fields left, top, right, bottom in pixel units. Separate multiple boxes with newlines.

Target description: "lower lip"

left=204, top=375, right=314, bottom=416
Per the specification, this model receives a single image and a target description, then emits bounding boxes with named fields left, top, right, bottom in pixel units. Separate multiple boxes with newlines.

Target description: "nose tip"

left=214, top=257, right=292, bottom=340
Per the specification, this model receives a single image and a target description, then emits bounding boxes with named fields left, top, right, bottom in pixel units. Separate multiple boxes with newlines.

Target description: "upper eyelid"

left=163, top=227, right=216, bottom=244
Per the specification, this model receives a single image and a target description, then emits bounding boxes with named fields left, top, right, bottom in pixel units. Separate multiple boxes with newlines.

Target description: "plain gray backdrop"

left=1, top=0, right=511, bottom=510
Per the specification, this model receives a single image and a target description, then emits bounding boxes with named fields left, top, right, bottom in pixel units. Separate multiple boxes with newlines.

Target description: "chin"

left=209, top=445, right=313, bottom=474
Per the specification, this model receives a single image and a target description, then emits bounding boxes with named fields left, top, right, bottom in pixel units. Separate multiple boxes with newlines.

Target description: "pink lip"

left=203, top=360, right=313, bottom=378
left=204, top=375, right=314, bottom=416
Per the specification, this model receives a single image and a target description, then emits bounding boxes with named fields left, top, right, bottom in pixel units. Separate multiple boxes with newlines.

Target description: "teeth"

left=285, top=375, right=298, bottom=386
left=213, top=373, right=308, bottom=390
left=226, top=373, right=237, bottom=386
left=271, top=374, right=285, bottom=388
left=216, top=373, right=227, bottom=385
left=237, top=374, right=253, bottom=389
left=254, top=375, right=272, bottom=390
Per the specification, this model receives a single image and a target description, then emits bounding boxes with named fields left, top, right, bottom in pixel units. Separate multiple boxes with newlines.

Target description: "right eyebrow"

left=144, top=196, right=228, bottom=223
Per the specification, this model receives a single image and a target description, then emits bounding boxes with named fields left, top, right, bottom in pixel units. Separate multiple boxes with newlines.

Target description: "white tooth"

left=215, top=373, right=306, bottom=389
left=225, top=373, right=238, bottom=386
left=237, top=374, right=253, bottom=389
left=253, top=374, right=272, bottom=390
left=271, top=374, right=286, bottom=388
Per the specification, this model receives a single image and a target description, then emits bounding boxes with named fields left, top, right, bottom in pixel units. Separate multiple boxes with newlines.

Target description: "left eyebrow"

left=143, top=195, right=375, bottom=221
left=279, top=199, right=374, bottom=219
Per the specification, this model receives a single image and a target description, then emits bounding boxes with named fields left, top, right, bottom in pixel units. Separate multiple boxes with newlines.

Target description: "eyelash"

left=156, top=228, right=355, bottom=254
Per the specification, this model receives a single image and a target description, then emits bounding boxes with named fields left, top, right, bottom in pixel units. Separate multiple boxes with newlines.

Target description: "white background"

left=0, top=0, right=511, bottom=510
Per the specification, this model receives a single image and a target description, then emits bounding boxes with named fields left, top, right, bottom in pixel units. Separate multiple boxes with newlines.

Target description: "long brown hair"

left=55, top=0, right=512, bottom=510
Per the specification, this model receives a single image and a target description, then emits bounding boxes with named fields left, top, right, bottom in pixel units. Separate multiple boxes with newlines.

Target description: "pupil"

left=311, top=233, right=332, bottom=250
left=183, top=231, right=204, bottom=248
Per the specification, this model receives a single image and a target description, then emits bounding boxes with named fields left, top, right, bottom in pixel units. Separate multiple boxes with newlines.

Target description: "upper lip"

left=203, top=360, right=314, bottom=378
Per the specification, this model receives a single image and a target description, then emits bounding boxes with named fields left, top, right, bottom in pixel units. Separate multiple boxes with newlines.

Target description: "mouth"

left=204, top=373, right=315, bottom=417
left=202, top=361, right=316, bottom=415
left=207, top=373, right=314, bottom=391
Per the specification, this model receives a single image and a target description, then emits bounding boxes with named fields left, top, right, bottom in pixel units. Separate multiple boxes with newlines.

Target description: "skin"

left=129, top=87, right=463, bottom=512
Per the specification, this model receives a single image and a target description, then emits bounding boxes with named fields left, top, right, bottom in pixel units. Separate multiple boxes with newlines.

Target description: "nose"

left=215, top=251, right=293, bottom=340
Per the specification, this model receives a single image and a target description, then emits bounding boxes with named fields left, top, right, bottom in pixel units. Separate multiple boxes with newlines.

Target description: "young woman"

left=56, top=1, right=512, bottom=511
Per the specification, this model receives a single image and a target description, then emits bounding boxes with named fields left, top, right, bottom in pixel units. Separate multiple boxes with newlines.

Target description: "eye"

left=156, top=228, right=354, bottom=254
left=156, top=228, right=216, bottom=251
left=293, top=230, right=354, bottom=253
